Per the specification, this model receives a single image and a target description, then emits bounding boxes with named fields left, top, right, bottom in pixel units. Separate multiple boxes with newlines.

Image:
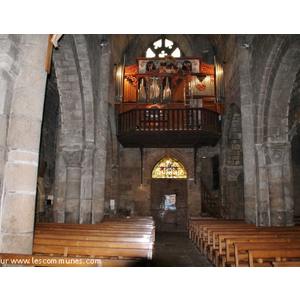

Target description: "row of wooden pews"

left=188, top=217, right=300, bottom=267
left=1, top=217, right=155, bottom=267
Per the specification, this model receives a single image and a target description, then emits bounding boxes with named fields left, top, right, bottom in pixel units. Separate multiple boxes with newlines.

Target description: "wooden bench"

left=223, top=236, right=300, bottom=267
left=188, top=217, right=215, bottom=241
left=0, top=253, right=101, bottom=267
left=217, top=232, right=300, bottom=266
left=215, top=231, right=300, bottom=266
left=33, top=244, right=153, bottom=260
left=272, top=261, right=300, bottom=267
left=34, top=233, right=152, bottom=243
left=33, top=218, right=155, bottom=266
left=234, top=242, right=300, bottom=267
left=248, top=249, right=300, bottom=267
left=196, top=220, right=246, bottom=252
left=34, top=238, right=154, bottom=252
left=188, top=219, right=233, bottom=245
left=205, top=225, right=256, bottom=262
left=214, top=231, right=300, bottom=265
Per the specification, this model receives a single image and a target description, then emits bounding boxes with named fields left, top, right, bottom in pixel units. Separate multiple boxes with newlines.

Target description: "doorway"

left=151, top=178, right=187, bottom=231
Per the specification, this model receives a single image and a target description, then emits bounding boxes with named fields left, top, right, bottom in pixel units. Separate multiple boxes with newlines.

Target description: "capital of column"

left=262, top=142, right=291, bottom=167
left=62, top=148, right=83, bottom=167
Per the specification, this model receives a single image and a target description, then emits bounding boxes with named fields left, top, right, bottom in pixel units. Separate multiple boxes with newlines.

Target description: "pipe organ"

left=117, top=56, right=224, bottom=115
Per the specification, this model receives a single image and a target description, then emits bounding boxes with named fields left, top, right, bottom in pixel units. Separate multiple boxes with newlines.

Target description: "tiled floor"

left=152, top=231, right=214, bottom=267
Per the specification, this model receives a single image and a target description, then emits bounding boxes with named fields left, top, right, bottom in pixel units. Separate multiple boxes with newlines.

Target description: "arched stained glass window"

left=146, top=37, right=181, bottom=58
left=152, top=156, right=187, bottom=178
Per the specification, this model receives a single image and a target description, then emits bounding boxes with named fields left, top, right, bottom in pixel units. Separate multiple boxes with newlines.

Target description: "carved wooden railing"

left=201, top=179, right=229, bottom=219
left=118, top=108, right=221, bottom=134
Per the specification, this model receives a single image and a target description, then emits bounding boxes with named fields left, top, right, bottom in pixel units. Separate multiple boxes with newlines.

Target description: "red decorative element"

left=172, top=74, right=180, bottom=87
left=196, top=84, right=206, bottom=91
left=125, top=65, right=138, bottom=75
left=210, top=75, right=214, bottom=82
left=201, top=62, right=214, bottom=75
left=126, top=75, right=138, bottom=88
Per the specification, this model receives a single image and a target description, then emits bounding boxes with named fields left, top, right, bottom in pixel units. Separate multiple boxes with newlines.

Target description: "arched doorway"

left=150, top=156, right=188, bottom=231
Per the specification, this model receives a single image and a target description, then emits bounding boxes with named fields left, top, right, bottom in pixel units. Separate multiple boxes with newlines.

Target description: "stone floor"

left=152, top=231, right=214, bottom=267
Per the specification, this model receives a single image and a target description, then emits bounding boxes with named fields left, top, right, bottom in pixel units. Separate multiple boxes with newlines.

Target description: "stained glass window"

left=146, top=38, right=181, bottom=58
left=152, top=156, right=187, bottom=178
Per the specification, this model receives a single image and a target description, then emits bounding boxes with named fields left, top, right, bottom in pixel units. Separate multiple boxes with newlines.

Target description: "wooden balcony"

left=117, top=108, right=222, bottom=148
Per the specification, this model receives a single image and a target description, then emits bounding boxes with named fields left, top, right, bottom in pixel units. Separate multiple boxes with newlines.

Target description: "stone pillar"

left=80, top=144, right=95, bottom=224
left=62, top=149, right=82, bottom=223
left=92, top=41, right=111, bottom=223
left=0, top=35, right=48, bottom=253
left=255, top=144, right=270, bottom=226
left=265, top=142, right=294, bottom=226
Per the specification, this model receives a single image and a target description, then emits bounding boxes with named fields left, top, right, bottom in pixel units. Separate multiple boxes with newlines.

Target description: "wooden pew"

left=248, top=249, right=300, bottom=267
left=206, top=225, right=256, bottom=262
left=0, top=253, right=101, bottom=267
left=34, top=238, right=154, bottom=252
left=235, top=242, right=300, bottom=267
left=215, top=231, right=300, bottom=266
left=34, top=233, right=152, bottom=243
left=272, top=261, right=300, bottom=267
left=33, top=218, right=155, bottom=266
left=196, top=220, right=246, bottom=252
left=188, top=218, right=230, bottom=245
left=188, top=217, right=215, bottom=241
left=223, top=237, right=300, bottom=267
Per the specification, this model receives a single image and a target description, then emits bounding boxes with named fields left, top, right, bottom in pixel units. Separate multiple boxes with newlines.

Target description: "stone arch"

left=255, top=36, right=300, bottom=225
left=257, top=35, right=300, bottom=144
left=146, top=149, right=193, bottom=180
left=151, top=156, right=187, bottom=178
left=51, top=35, right=85, bottom=223
left=52, top=35, right=84, bottom=149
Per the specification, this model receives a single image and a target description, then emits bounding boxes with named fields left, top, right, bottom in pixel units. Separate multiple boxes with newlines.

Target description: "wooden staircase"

left=201, top=179, right=229, bottom=219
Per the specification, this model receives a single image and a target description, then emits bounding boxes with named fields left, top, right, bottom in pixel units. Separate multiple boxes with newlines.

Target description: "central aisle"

left=152, top=231, right=214, bottom=267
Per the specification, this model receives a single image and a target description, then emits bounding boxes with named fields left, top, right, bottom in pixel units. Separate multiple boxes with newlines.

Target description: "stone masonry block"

left=12, top=89, right=44, bottom=120
left=8, top=116, right=42, bottom=151
left=6, top=162, right=37, bottom=192
left=7, top=149, right=38, bottom=164
left=1, top=232, right=33, bottom=254
left=1, top=193, right=35, bottom=233
left=16, top=69, right=46, bottom=93
left=65, top=199, right=79, bottom=213
left=65, top=181, right=81, bottom=199
left=66, top=167, right=81, bottom=180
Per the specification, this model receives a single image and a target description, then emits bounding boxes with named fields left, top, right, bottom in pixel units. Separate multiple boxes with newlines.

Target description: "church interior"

left=1, top=32, right=300, bottom=293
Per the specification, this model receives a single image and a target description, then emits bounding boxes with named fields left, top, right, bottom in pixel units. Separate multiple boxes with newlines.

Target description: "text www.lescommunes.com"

left=1, top=258, right=102, bottom=265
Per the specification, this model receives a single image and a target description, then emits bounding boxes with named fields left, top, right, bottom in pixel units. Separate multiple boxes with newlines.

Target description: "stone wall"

left=113, top=147, right=219, bottom=218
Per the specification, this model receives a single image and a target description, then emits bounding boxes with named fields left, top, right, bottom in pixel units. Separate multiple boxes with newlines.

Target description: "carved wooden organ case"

left=119, top=56, right=223, bottom=114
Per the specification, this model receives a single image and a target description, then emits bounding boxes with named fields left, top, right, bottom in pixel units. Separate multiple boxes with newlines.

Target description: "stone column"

left=92, top=41, right=111, bottom=223
left=62, top=149, right=82, bottom=223
left=265, top=142, right=294, bottom=226
left=255, top=144, right=270, bottom=226
left=0, top=35, right=48, bottom=253
left=80, top=144, right=95, bottom=224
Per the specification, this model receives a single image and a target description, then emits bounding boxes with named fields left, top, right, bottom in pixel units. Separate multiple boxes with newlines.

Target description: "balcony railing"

left=117, top=108, right=221, bottom=148
left=118, top=108, right=221, bottom=134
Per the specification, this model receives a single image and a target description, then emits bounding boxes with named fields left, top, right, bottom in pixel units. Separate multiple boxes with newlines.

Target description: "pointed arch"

left=152, top=156, right=187, bottom=178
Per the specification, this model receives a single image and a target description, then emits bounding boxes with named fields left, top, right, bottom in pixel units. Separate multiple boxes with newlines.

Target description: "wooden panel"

left=123, top=80, right=137, bottom=102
